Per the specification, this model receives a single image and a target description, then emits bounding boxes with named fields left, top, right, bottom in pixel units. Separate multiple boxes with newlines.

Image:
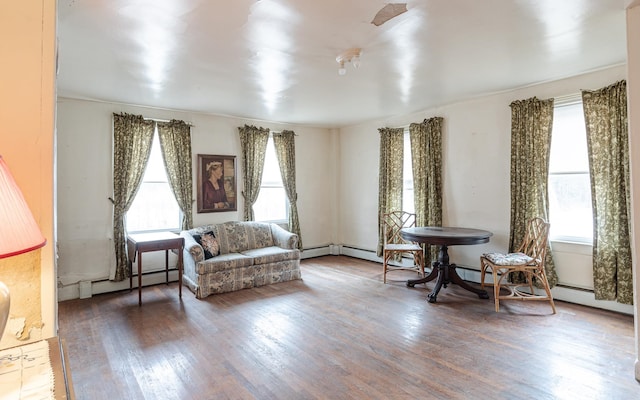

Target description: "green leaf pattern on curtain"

left=273, top=130, right=303, bottom=250
left=582, top=80, right=632, bottom=304
left=157, top=120, right=193, bottom=230
left=112, top=113, right=155, bottom=281
left=410, top=117, right=443, bottom=264
left=509, top=97, right=558, bottom=287
left=238, top=125, right=269, bottom=221
left=377, top=127, right=404, bottom=257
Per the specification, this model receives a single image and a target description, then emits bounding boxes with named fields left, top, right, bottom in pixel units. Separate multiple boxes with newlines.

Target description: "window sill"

left=550, top=239, right=592, bottom=256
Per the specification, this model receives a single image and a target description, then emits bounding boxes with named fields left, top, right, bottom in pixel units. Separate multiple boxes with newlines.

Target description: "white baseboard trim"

left=301, top=246, right=331, bottom=259
left=58, top=245, right=635, bottom=315
left=58, top=269, right=180, bottom=302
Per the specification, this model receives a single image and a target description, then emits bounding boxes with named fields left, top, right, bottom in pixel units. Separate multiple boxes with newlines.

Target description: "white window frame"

left=548, top=97, right=593, bottom=244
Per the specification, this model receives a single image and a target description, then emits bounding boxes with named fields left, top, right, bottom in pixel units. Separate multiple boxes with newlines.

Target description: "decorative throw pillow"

left=192, top=233, right=213, bottom=259
left=200, top=231, right=220, bottom=259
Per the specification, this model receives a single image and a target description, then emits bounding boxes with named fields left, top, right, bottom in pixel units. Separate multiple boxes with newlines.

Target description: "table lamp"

left=0, top=155, right=46, bottom=338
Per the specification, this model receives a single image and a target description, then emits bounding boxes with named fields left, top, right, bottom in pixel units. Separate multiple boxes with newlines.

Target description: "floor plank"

left=58, top=256, right=639, bottom=399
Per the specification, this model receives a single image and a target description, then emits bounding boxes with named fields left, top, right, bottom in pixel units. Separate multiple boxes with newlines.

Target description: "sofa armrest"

left=180, top=231, right=204, bottom=263
left=270, top=223, right=299, bottom=250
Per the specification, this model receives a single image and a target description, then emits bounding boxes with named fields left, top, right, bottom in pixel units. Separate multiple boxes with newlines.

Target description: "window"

left=402, top=129, right=415, bottom=213
left=126, top=129, right=181, bottom=233
left=548, top=101, right=593, bottom=243
left=253, top=135, right=288, bottom=222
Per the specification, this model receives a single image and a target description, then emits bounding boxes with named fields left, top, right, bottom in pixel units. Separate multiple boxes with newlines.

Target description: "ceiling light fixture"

left=335, top=48, right=362, bottom=76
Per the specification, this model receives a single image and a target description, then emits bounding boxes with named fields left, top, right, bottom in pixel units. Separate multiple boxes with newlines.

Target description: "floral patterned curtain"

left=509, top=97, right=558, bottom=287
left=111, top=113, right=154, bottom=281
left=273, top=130, right=303, bottom=250
left=157, top=120, right=193, bottom=230
left=582, top=80, right=632, bottom=304
left=377, top=127, right=404, bottom=257
left=238, top=125, right=269, bottom=221
left=410, top=117, right=443, bottom=264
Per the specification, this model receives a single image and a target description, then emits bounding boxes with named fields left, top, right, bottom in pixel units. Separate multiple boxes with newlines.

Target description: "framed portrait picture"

left=197, top=154, right=237, bottom=213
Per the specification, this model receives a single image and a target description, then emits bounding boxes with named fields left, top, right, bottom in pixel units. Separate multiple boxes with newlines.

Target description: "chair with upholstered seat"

left=382, top=211, right=425, bottom=283
left=480, top=217, right=556, bottom=313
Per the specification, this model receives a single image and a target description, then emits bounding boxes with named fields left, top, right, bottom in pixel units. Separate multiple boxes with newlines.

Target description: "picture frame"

left=197, top=154, right=237, bottom=213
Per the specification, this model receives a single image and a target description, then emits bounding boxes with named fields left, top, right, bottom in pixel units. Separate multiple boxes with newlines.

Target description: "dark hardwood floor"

left=58, top=256, right=638, bottom=400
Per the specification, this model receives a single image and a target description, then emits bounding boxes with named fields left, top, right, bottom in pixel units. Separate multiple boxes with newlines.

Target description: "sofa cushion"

left=241, top=246, right=301, bottom=264
left=214, top=221, right=274, bottom=254
left=196, top=252, right=253, bottom=274
left=483, top=252, right=534, bottom=266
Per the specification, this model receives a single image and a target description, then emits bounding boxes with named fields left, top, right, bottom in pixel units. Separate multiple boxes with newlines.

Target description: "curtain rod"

left=554, top=92, right=582, bottom=107
left=143, top=116, right=195, bottom=127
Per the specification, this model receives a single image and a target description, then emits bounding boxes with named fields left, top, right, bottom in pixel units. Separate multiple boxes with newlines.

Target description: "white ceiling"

left=56, top=0, right=629, bottom=128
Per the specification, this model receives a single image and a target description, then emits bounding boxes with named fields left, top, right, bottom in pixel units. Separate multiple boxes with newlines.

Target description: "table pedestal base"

left=406, top=245, right=489, bottom=303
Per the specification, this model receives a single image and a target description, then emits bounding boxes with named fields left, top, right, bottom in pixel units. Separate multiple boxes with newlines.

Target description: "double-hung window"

left=126, top=128, right=181, bottom=233
left=548, top=100, right=593, bottom=243
left=253, top=134, right=288, bottom=222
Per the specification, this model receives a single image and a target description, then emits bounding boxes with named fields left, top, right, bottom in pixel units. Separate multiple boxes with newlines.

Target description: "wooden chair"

left=480, top=217, right=556, bottom=314
left=382, top=211, right=425, bottom=283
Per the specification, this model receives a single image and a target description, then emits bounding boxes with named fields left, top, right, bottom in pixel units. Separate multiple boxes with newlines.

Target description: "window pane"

left=403, top=130, right=414, bottom=213
left=143, top=134, right=169, bottom=181
left=549, top=103, right=589, bottom=173
left=548, top=101, right=593, bottom=242
left=548, top=173, right=593, bottom=241
left=254, top=187, right=287, bottom=221
left=127, top=182, right=181, bottom=232
left=254, top=136, right=288, bottom=222
left=262, top=138, right=282, bottom=185
left=126, top=131, right=181, bottom=232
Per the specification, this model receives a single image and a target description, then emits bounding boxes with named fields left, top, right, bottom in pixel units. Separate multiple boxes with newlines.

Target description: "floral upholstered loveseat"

left=180, top=221, right=301, bottom=299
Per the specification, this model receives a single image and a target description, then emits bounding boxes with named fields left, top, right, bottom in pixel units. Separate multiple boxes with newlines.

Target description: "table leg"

left=178, top=246, right=183, bottom=298
left=426, top=262, right=447, bottom=303
left=406, top=262, right=438, bottom=286
left=137, top=254, right=142, bottom=306
left=407, top=244, right=489, bottom=302
left=165, top=250, right=169, bottom=285
left=448, top=265, right=489, bottom=299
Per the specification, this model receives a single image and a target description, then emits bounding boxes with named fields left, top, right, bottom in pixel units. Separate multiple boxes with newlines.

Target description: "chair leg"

left=480, top=257, right=486, bottom=290
left=540, top=274, right=557, bottom=314
left=493, top=266, right=501, bottom=312
left=415, top=251, right=425, bottom=278
left=383, top=251, right=388, bottom=283
left=526, top=272, right=535, bottom=295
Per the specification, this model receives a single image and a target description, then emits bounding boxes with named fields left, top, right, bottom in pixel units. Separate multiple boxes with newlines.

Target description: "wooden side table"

left=127, top=232, right=184, bottom=306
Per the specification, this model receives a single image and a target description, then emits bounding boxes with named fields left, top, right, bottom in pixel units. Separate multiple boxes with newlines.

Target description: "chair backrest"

left=517, top=217, right=550, bottom=264
left=383, top=211, right=417, bottom=245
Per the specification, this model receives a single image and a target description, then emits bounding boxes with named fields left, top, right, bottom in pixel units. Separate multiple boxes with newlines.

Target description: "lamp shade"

left=0, top=156, right=46, bottom=259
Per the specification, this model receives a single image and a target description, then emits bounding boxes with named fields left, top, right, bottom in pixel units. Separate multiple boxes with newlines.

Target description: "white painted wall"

left=0, top=1, right=56, bottom=349
left=56, top=98, right=336, bottom=298
left=56, top=65, right=634, bottom=314
left=338, top=64, right=632, bottom=313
